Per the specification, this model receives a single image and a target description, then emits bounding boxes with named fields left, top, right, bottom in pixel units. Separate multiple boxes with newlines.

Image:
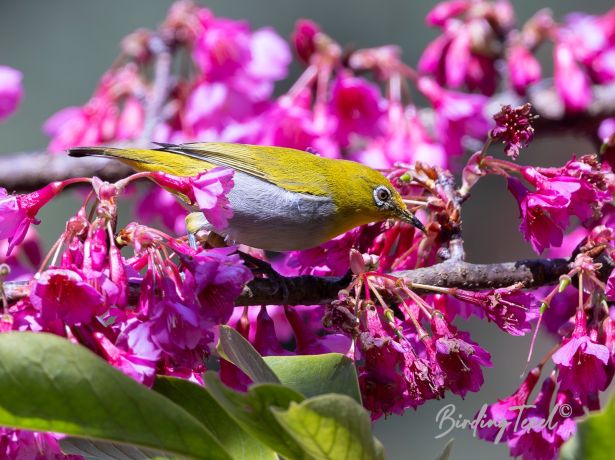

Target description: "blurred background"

left=0, top=1, right=613, bottom=458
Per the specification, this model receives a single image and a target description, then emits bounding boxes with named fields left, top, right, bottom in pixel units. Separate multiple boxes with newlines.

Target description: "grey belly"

left=196, top=172, right=337, bottom=251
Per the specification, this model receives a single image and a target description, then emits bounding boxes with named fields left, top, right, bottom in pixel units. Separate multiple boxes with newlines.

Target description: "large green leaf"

left=153, top=376, right=276, bottom=460
left=204, top=372, right=307, bottom=459
left=0, top=332, right=231, bottom=460
left=264, top=354, right=361, bottom=403
left=59, top=438, right=170, bottom=460
left=272, top=394, right=383, bottom=460
left=217, top=326, right=280, bottom=384
left=560, top=394, right=615, bottom=460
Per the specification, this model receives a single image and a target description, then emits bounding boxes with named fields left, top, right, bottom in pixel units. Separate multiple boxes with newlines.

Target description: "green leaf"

left=204, top=371, right=307, bottom=459
left=153, top=376, right=276, bottom=460
left=560, top=394, right=615, bottom=460
left=264, top=354, right=361, bottom=403
left=272, top=394, right=384, bottom=460
left=0, top=332, right=231, bottom=460
left=60, top=438, right=171, bottom=460
left=217, top=325, right=280, bottom=384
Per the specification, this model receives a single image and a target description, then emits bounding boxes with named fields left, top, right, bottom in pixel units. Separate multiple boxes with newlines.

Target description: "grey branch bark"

left=1, top=83, right=614, bottom=193
left=2, top=257, right=570, bottom=306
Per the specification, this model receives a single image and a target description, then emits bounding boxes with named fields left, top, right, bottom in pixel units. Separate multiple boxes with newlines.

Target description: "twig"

left=435, top=168, right=465, bottom=261
left=1, top=257, right=573, bottom=306
left=138, top=35, right=172, bottom=144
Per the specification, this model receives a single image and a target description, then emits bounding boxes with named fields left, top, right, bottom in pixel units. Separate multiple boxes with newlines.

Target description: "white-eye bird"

left=69, top=142, right=425, bottom=251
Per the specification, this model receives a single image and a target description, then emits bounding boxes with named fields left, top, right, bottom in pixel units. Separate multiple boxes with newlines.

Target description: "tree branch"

left=0, top=83, right=613, bottom=194
left=2, top=257, right=571, bottom=307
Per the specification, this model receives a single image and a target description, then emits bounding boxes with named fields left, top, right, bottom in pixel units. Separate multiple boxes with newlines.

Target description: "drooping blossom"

left=0, top=428, right=81, bottom=460
left=292, top=19, right=320, bottom=63
left=43, top=67, right=144, bottom=152
left=95, top=320, right=161, bottom=386
left=507, top=42, right=541, bottom=95
left=553, top=42, right=592, bottom=113
left=183, top=247, right=253, bottom=326
left=430, top=314, right=492, bottom=397
left=452, top=285, right=540, bottom=336
left=0, top=181, right=76, bottom=255
left=30, top=268, right=106, bottom=325
left=507, top=177, right=568, bottom=254
left=552, top=309, right=611, bottom=401
left=419, top=0, right=513, bottom=95
left=477, top=366, right=542, bottom=444
left=0, top=65, right=23, bottom=121
left=506, top=375, right=561, bottom=460
left=357, top=305, right=444, bottom=419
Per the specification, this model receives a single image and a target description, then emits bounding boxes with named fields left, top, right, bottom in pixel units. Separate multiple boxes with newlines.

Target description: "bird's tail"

left=68, top=146, right=210, bottom=176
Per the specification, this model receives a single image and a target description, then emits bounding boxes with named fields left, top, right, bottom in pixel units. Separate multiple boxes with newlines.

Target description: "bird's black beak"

left=398, top=209, right=426, bottom=233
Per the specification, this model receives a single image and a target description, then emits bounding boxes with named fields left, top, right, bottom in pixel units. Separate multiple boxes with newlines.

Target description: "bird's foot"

left=238, top=252, right=290, bottom=303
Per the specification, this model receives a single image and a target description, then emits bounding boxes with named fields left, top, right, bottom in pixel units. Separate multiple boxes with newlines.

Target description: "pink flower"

left=30, top=268, right=106, bottom=325
left=96, top=320, right=161, bottom=385
left=329, top=73, right=385, bottom=144
left=430, top=314, right=492, bottom=397
left=477, top=366, right=541, bottom=443
left=524, top=156, right=613, bottom=225
left=0, top=428, right=81, bottom=460
left=183, top=247, right=253, bottom=326
left=255, top=95, right=316, bottom=150
left=116, top=96, right=144, bottom=139
left=507, top=43, right=541, bottom=95
left=44, top=67, right=142, bottom=151
left=292, top=19, right=320, bottom=63
left=149, top=278, right=208, bottom=355
left=425, top=0, right=470, bottom=26
left=253, top=306, right=287, bottom=355
left=193, top=17, right=251, bottom=80
left=490, top=103, right=536, bottom=159
left=507, top=177, right=569, bottom=254
left=554, top=42, right=592, bottom=112
left=0, top=183, right=63, bottom=255
left=190, top=167, right=235, bottom=230
left=185, top=81, right=260, bottom=134
left=507, top=375, right=560, bottom=460
left=417, top=77, right=490, bottom=156
left=247, top=28, right=291, bottom=81
left=0, top=65, right=23, bottom=122
left=452, top=286, right=539, bottom=336
left=357, top=308, right=442, bottom=419
left=552, top=309, right=611, bottom=400
left=357, top=106, right=447, bottom=168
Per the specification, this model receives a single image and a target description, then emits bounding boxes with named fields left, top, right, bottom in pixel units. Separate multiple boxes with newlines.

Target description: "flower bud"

left=349, top=248, right=366, bottom=275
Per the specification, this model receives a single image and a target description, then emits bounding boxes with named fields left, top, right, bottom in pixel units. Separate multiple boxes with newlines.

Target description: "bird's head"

left=370, top=182, right=426, bottom=232
left=328, top=161, right=426, bottom=234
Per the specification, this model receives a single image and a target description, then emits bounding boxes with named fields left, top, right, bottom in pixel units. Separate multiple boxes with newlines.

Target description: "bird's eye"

left=373, top=185, right=391, bottom=207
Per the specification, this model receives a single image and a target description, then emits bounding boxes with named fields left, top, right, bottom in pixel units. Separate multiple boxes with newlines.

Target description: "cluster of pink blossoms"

left=1, top=1, right=615, bottom=459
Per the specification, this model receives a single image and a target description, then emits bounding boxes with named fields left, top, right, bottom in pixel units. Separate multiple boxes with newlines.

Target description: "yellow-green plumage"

left=69, top=142, right=423, bottom=250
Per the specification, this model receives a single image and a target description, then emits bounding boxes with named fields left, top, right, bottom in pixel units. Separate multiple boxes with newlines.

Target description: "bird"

left=68, top=142, right=425, bottom=251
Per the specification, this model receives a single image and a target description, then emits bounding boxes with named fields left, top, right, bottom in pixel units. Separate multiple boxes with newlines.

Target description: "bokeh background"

left=0, top=1, right=613, bottom=458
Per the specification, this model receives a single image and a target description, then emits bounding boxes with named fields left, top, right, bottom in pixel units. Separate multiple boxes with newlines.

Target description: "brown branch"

left=0, top=154, right=132, bottom=192
left=2, top=257, right=571, bottom=306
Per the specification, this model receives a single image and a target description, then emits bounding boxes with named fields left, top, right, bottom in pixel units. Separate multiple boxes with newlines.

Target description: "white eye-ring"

left=373, top=185, right=391, bottom=207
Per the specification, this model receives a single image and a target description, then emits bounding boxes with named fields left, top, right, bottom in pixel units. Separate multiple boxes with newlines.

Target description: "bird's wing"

left=156, top=142, right=329, bottom=196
